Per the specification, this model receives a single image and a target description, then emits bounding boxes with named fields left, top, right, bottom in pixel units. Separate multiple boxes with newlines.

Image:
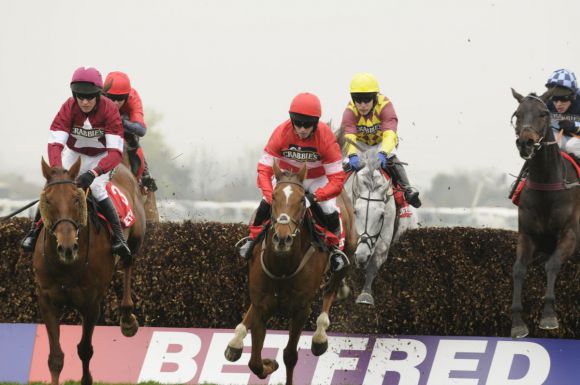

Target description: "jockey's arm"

left=379, top=103, right=399, bottom=154
left=341, top=109, right=359, bottom=157
left=122, top=119, right=146, bottom=137
left=315, top=168, right=346, bottom=201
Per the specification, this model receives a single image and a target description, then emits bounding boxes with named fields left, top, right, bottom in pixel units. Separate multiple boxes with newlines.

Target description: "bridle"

left=40, top=179, right=90, bottom=267
left=512, top=94, right=558, bottom=158
left=270, top=180, right=306, bottom=240
left=261, top=179, right=313, bottom=280
left=352, top=170, right=391, bottom=253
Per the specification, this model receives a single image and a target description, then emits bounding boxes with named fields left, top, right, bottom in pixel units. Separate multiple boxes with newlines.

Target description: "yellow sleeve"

left=380, top=130, right=398, bottom=154
left=345, top=133, right=358, bottom=156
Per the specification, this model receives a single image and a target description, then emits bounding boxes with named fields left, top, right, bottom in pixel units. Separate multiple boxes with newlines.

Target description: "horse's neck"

left=527, top=144, right=563, bottom=184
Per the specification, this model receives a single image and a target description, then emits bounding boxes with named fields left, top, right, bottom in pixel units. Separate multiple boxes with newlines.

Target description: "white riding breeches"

left=61, top=146, right=111, bottom=201
left=553, top=128, right=580, bottom=158
left=270, top=174, right=338, bottom=214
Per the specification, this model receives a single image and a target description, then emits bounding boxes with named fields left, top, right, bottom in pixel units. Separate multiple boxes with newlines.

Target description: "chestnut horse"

left=510, top=89, right=580, bottom=338
left=224, top=162, right=356, bottom=385
left=32, top=158, right=145, bottom=385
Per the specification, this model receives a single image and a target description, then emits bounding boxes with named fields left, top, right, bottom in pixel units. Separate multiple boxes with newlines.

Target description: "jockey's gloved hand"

left=76, top=170, right=97, bottom=189
left=305, top=192, right=317, bottom=205
left=378, top=152, right=388, bottom=169
left=559, top=120, right=579, bottom=135
left=349, top=154, right=362, bottom=171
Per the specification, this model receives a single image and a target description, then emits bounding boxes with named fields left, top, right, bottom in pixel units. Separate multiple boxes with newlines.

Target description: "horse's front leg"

left=284, top=311, right=308, bottom=385
left=248, top=308, right=278, bottom=379
left=38, top=292, right=64, bottom=385
left=511, top=233, right=535, bottom=338
left=77, top=301, right=100, bottom=385
left=540, top=230, right=574, bottom=330
left=120, top=264, right=139, bottom=337
left=224, top=304, right=254, bottom=362
left=312, top=290, right=336, bottom=356
left=356, top=242, right=387, bottom=306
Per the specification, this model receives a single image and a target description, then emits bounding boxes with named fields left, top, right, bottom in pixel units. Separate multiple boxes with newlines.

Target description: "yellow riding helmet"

left=350, top=73, right=380, bottom=93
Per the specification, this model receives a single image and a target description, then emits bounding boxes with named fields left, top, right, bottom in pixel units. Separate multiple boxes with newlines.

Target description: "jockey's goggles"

left=292, top=118, right=316, bottom=129
left=74, top=92, right=99, bottom=101
left=351, top=93, right=375, bottom=104
left=105, top=93, right=129, bottom=102
left=551, top=95, right=574, bottom=102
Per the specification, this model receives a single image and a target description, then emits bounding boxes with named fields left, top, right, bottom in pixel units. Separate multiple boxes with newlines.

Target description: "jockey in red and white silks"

left=257, top=119, right=345, bottom=215
left=48, top=96, right=124, bottom=201
left=238, top=92, right=349, bottom=273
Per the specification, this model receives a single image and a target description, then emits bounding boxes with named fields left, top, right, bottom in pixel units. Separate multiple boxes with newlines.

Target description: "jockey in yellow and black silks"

left=341, top=73, right=421, bottom=208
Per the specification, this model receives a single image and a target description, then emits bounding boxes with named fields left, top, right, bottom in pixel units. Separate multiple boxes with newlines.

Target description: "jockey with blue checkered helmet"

left=545, top=69, right=580, bottom=160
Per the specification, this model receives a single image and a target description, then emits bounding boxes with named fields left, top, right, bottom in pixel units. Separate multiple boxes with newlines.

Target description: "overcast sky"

left=1, top=0, right=579, bottom=191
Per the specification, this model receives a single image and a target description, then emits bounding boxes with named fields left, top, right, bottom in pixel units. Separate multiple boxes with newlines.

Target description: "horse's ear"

left=68, top=158, right=81, bottom=180
left=41, top=157, right=51, bottom=180
left=511, top=88, right=524, bottom=103
left=273, top=159, right=283, bottom=180
left=540, top=88, right=554, bottom=103
left=297, top=163, right=307, bottom=182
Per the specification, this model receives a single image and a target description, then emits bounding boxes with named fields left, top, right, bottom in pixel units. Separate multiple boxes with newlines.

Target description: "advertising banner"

left=2, top=323, right=580, bottom=385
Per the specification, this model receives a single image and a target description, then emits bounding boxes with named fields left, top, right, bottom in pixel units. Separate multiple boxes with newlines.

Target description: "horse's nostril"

left=284, top=235, right=293, bottom=246
left=73, top=244, right=79, bottom=253
left=57, top=245, right=64, bottom=255
left=273, top=233, right=280, bottom=243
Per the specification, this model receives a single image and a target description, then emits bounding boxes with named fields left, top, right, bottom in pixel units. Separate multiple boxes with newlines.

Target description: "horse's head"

left=39, top=157, right=87, bottom=264
left=270, top=161, right=307, bottom=253
left=511, top=88, right=554, bottom=160
left=352, top=149, right=393, bottom=266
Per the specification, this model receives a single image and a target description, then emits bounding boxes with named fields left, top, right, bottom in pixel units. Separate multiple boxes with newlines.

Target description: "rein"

left=261, top=179, right=313, bottom=280
left=352, top=171, right=390, bottom=252
left=41, top=179, right=91, bottom=269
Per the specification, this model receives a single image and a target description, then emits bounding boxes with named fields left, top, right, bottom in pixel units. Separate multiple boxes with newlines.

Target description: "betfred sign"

left=2, top=324, right=579, bottom=385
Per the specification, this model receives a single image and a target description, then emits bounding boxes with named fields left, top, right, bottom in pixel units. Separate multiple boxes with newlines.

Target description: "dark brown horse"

left=224, top=162, right=356, bottom=385
left=32, top=158, right=146, bottom=385
left=510, top=89, right=580, bottom=338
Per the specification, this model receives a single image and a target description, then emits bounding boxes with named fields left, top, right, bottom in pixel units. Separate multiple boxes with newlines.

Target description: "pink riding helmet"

left=70, top=66, right=103, bottom=94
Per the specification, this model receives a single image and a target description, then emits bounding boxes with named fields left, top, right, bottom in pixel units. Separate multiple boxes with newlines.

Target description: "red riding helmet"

left=289, top=92, right=321, bottom=118
left=70, top=66, right=103, bottom=94
left=105, top=71, right=131, bottom=95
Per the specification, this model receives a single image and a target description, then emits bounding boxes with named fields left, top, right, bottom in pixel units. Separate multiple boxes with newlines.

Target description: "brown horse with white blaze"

left=224, top=162, right=356, bottom=385
left=32, top=158, right=145, bottom=385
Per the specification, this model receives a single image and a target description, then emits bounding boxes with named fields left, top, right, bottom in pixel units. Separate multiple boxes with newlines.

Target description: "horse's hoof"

left=539, top=316, right=559, bottom=330
left=356, top=292, right=374, bottom=306
left=337, top=283, right=350, bottom=300
left=511, top=324, right=529, bottom=339
left=224, top=346, right=242, bottom=362
left=311, top=340, right=328, bottom=356
left=121, top=315, right=139, bottom=337
left=256, top=359, right=278, bottom=378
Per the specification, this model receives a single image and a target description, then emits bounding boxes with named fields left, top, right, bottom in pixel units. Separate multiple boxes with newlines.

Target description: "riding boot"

left=386, top=155, right=422, bottom=208
left=141, top=159, right=158, bottom=192
left=324, top=211, right=350, bottom=273
left=97, top=197, right=131, bottom=262
left=239, top=200, right=271, bottom=259
left=21, top=208, right=42, bottom=252
left=127, top=148, right=141, bottom=176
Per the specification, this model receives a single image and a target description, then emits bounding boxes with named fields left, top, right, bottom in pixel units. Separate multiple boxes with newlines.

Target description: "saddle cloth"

left=512, top=151, right=580, bottom=206
left=102, top=182, right=136, bottom=228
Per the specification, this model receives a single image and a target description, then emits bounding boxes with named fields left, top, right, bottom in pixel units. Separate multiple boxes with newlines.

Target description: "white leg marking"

left=312, top=312, right=330, bottom=344
left=228, top=323, right=247, bottom=349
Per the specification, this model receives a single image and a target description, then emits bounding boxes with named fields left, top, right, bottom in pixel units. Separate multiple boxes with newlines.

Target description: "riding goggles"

left=74, top=92, right=99, bottom=101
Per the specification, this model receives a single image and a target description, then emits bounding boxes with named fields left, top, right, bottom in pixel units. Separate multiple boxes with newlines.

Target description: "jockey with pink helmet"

left=237, top=92, right=350, bottom=274
left=103, top=71, right=157, bottom=192
left=21, top=66, right=131, bottom=260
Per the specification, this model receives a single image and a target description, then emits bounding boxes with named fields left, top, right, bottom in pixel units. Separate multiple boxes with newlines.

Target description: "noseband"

left=43, top=180, right=83, bottom=236
left=271, top=181, right=306, bottom=240
left=353, top=171, right=391, bottom=253
left=512, top=94, right=557, bottom=156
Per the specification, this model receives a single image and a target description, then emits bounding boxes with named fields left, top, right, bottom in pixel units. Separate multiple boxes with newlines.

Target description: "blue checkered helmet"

left=545, top=68, right=578, bottom=92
